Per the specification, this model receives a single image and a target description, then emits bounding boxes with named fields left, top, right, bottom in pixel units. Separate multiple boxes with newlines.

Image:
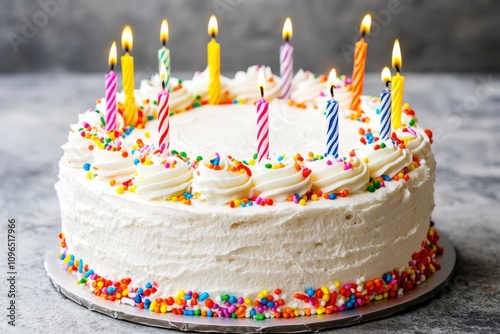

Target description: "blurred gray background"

left=1, top=0, right=500, bottom=75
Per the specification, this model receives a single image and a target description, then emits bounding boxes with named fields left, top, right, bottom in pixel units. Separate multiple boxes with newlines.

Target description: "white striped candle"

left=257, top=68, right=270, bottom=162
left=104, top=42, right=118, bottom=131
left=326, top=69, right=340, bottom=158
left=280, top=17, right=293, bottom=99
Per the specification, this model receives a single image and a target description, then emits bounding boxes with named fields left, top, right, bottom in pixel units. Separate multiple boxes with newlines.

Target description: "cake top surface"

left=61, top=66, right=433, bottom=207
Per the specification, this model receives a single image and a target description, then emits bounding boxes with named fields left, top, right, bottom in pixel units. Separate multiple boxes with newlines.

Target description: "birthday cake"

left=56, top=18, right=442, bottom=321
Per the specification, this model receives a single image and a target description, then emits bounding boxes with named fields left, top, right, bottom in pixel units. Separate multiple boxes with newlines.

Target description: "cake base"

left=45, top=233, right=455, bottom=333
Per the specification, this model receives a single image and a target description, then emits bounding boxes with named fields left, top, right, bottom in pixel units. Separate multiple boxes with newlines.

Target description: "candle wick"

left=260, top=86, right=264, bottom=98
left=211, top=33, right=216, bottom=39
left=110, top=63, right=115, bottom=71
left=361, top=32, right=366, bottom=39
left=285, top=36, right=289, bottom=43
left=386, top=80, right=391, bottom=89
left=330, top=85, right=334, bottom=99
left=395, top=64, right=400, bottom=73
left=125, top=46, right=130, bottom=53
left=162, top=79, right=166, bottom=90
left=162, top=40, right=166, bottom=47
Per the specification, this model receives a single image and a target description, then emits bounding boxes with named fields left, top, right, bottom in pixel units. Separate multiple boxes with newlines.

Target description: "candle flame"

left=392, top=39, right=402, bottom=71
left=160, top=19, right=169, bottom=43
left=282, top=17, right=293, bottom=40
left=381, top=67, right=391, bottom=83
left=360, top=14, right=371, bottom=35
left=108, top=42, right=117, bottom=67
left=328, top=68, right=337, bottom=88
left=258, top=67, right=266, bottom=92
left=121, top=25, right=133, bottom=52
left=208, top=15, right=218, bottom=37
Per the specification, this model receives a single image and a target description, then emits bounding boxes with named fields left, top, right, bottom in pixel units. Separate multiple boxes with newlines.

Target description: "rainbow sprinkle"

left=57, top=222, right=443, bottom=320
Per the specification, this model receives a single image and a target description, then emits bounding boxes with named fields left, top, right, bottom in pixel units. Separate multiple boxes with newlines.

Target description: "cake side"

left=56, top=150, right=434, bottom=303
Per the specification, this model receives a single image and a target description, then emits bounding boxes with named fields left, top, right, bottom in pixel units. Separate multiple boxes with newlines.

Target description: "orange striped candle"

left=349, top=14, right=371, bottom=112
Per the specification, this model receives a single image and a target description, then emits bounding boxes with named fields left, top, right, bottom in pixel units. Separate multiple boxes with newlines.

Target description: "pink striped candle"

left=279, top=17, right=293, bottom=99
left=104, top=42, right=118, bottom=131
left=158, top=65, right=170, bottom=156
left=256, top=68, right=270, bottom=162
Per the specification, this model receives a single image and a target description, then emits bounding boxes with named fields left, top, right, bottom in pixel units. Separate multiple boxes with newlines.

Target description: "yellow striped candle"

left=121, top=25, right=136, bottom=126
left=391, top=39, right=405, bottom=129
left=349, top=14, right=371, bottom=112
left=207, top=15, right=221, bottom=105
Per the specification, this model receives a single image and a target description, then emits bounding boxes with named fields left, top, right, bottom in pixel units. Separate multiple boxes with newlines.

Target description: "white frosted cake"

left=56, top=65, right=442, bottom=319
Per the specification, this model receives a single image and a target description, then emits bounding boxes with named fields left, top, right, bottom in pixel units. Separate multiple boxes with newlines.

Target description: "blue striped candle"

left=326, top=69, right=340, bottom=158
left=379, top=67, right=392, bottom=140
left=326, top=99, right=340, bottom=158
left=379, top=89, right=392, bottom=140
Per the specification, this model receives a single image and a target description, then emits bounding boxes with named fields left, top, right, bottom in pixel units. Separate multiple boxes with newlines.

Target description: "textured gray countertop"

left=0, top=72, right=499, bottom=333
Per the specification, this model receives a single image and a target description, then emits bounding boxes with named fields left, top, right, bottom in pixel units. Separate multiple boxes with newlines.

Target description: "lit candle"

left=326, top=69, right=340, bottom=158
left=104, top=41, right=118, bottom=132
left=157, top=64, right=170, bottom=156
left=158, top=19, right=171, bottom=92
left=349, top=14, right=371, bottom=112
left=256, top=67, right=270, bottom=162
left=121, top=26, right=136, bottom=126
left=207, top=15, right=221, bottom=105
left=280, top=17, right=293, bottom=99
left=391, top=39, right=405, bottom=129
left=379, top=67, right=392, bottom=140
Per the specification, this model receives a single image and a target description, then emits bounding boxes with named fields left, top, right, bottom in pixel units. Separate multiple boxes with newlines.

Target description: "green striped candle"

left=158, top=19, right=171, bottom=92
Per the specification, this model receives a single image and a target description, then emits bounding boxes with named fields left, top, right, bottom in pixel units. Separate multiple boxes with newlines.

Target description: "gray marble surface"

left=1, top=72, right=499, bottom=333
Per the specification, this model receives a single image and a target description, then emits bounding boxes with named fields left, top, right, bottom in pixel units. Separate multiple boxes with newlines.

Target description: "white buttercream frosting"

left=134, top=156, right=194, bottom=201
left=61, top=131, right=95, bottom=168
left=250, top=157, right=312, bottom=201
left=183, top=68, right=231, bottom=102
left=92, top=148, right=136, bottom=182
left=396, top=127, right=431, bottom=159
left=291, top=69, right=327, bottom=104
left=359, top=140, right=413, bottom=178
left=228, top=65, right=281, bottom=103
left=192, top=154, right=252, bottom=205
left=139, top=75, right=194, bottom=113
left=306, top=156, right=370, bottom=194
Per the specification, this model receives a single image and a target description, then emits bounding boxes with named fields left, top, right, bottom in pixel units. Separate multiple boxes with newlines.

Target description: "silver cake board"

left=45, top=234, right=455, bottom=333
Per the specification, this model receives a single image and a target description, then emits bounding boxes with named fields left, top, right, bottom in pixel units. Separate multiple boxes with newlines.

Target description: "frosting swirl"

left=316, top=75, right=353, bottom=110
left=183, top=68, right=230, bottom=102
left=358, top=141, right=413, bottom=178
left=250, top=158, right=312, bottom=201
left=139, top=75, right=195, bottom=113
left=134, top=156, right=193, bottom=200
left=61, top=131, right=95, bottom=168
left=291, top=69, right=328, bottom=104
left=306, top=156, right=370, bottom=194
left=395, top=127, right=431, bottom=159
left=92, top=148, right=136, bottom=182
left=192, top=155, right=252, bottom=205
left=63, top=105, right=122, bottom=167
left=228, top=66, right=281, bottom=103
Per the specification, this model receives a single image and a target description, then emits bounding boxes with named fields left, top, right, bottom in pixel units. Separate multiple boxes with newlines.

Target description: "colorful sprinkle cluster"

left=57, top=222, right=443, bottom=321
